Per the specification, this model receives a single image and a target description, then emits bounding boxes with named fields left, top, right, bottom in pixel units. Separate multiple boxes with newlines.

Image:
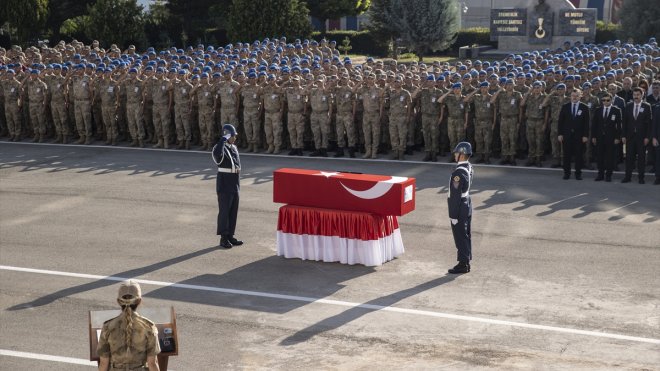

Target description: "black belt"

left=111, top=363, right=146, bottom=370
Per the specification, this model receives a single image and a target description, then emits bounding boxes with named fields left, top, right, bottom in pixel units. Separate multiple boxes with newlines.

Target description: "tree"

left=47, top=0, right=95, bottom=40
left=85, top=0, right=146, bottom=49
left=370, top=0, right=458, bottom=61
left=367, top=0, right=399, bottom=58
left=0, top=0, right=49, bottom=45
left=166, top=0, right=229, bottom=47
left=304, top=0, right=370, bottom=22
left=617, top=0, right=660, bottom=43
left=227, top=0, right=312, bottom=42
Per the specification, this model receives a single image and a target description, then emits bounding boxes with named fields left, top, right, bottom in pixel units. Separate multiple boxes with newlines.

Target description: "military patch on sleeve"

left=452, top=175, right=461, bottom=189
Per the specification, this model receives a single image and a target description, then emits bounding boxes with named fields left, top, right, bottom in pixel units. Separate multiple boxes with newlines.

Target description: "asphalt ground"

left=0, top=142, right=659, bottom=370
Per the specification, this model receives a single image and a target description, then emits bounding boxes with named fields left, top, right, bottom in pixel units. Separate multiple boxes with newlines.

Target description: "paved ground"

left=0, top=142, right=659, bottom=370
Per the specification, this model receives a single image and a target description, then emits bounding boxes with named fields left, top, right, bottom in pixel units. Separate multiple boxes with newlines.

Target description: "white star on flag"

left=316, top=171, right=341, bottom=178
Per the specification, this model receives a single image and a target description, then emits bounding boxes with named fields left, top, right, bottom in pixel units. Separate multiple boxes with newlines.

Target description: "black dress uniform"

left=447, top=159, right=473, bottom=271
left=591, top=104, right=622, bottom=181
left=212, top=135, right=241, bottom=247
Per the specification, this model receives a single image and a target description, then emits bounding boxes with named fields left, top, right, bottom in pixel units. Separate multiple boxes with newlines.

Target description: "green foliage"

left=304, top=0, right=370, bottom=21
left=47, top=0, right=94, bottom=40
left=455, top=27, right=493, bottom=49
left=227, top=0, right=312, bottom=42
left=166, top=0, right=230, bottom=47
left=367, top=0, right=398, bottom=42
left=0, top=0, right=49, bottom=44
left=595, top=21, right=620, bottom=44
left=617, top=0, right=660, bottom=43
left=59, top=15, right=90, bottom=42
left=388, top=0, right=459, bottom=60
left=313, top=30, right=387, bottom=56
left=85, top=0, right=146, bottom=49
left=338, top=36, right=352, bottom=55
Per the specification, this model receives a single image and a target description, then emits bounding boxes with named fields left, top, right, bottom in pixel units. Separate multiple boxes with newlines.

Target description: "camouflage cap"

left=117, top=280, right=142, bottom=299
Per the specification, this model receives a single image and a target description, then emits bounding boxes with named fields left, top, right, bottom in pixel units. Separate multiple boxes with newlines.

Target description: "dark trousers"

left=655, top=145, right=660, bottom=180
left=217, top=192, right=239, bottom=237
left=451, top=215, right=472, bottom=262
left=625, top=138, right=646, bottom=179
left=596, top=141, right=616, bottom=176
left=563, top=138, right=584, bottom=176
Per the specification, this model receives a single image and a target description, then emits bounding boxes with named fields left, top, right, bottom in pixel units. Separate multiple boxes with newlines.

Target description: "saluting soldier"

left=492, top=79, right=523, bottom=165
left=97, top=280, right=160, bottom=371
left=307, top=74, right=333, bottom=157
left=151, top=67, right=172, bottom=149
left=464, top=81, right=495, bottom=164
left=218, top=69, right=241, bottom=133
left=439, top=82, right=468, bottom=163
left=418, top=75, right=443, bottom=162
left=261, top=74, right=285, bottom=154
left=240, top=72, right=262, bottom=152
left=172, top=70, right=193, bottom=149
left=387, top=76, right=412, bottom=160
left=357, top=74, right=385, bottom=159
left=3, top=70, right=23, bottom=141
left=124, top=68, right=145, bottom=147
left=192, top=72, right=217, bottom=151
left=212, top=124, right=244, bottom=249
left=47, top=65, right=69, bottom=143
left=447, top=142, right=474, bottom=274
left=542, top=83, right=570, bottom=168
left=26, top=69, right=48, bottom=143
left=333, top=72, right=357, bottom=158
left=285, top=75, right=306, bottom=156
left=521, top=81, right=547, bottom=167
left=98, top=68, right=120, bottom=145
left=72, top=64, right=94, bottom=144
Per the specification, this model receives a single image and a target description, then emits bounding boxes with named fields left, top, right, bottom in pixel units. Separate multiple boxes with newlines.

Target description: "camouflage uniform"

left=152, top=78, right=172, bottom=148
left=388, top=88, right=412, bottom=159
left=46, top=74, right=68, bottom=142
left=96, top=312, right=161, bottom=369
left=471, top=93, right=495, bottom=161
left=333, top=85, right=357, bottom=152
left=72, top=74, right=93, bottom=144
left=124, top=78, right=145, bottom=146
left=27, top=78, right=48, bottom=142
left=308, top=87, right=332, bottom=153
left=358, top=85, right=384, bottom=159
left=240, top=83, right=262, bottom=152
left=496, top=91, right=523, bottom=160
left=195, top=82, right=217, bottom=150
left=2, top=78, right=22, bottom=140
left=173, top=79, right=193, bottom=149
left=285, top=85, right=306, bottom=153
left=99, top=78, right=120, bottom=144
left=419, top=87, right=442, bottom=159
left=524, top=93, right=547, bottom=163
left=262, top=84, right=285, bottom=153
left=443, top=94, right=466, bottom=153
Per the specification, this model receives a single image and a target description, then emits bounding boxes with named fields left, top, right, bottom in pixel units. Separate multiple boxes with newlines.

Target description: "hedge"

left=595, top=21, right=620, bottom=44
left=312, top=30, right=388, bottom=57
left=454, top=27, right=496, bottom=50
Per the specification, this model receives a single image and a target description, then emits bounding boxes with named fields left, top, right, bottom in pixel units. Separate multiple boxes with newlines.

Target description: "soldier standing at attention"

left=48, top=65, right=69, bottom=144
left=357, top=74, right=385, bottom=159
left=542, top=84, right=570, bottom=168
left=219, top=69, right=241, bottom=134
left=307, top=74, right=333, bottom=157
left=521, top=81, right=547, bottom=167
left=97, top=280, right=160, bottom=371
left=438, top=82, right=467, bottom=163
left=124, top=68, right=145, bottom=147
left=285, top=75, right=306, bottom=156
left=262, top=74, right=285, bottom=154
left=192, top=72, right=217, bottom=151
left=213, top=124, right=244, bottom=249
left=3, top=70, right=23, bottom=142
left=463, top=81, right=495, bottom=164
left=387, top=76, right=412, bottom=160
left=447, top=142, right=474, bottom=274
left=72, top=64, right=94, bottom=144
left=492, top=79, right=523, bottom=165
left=98, top=68, right=120, bottom=145
left=418, top=75, right=442, bottom=162
left=173, top=70, right=193, bottom=150
left=333, top=72, right=357, bottom=158
left=26, top=69, right=48, bottom=143
left=151, top=67, right=172, bottom=149
left=240, top=72, right=262, bottom=153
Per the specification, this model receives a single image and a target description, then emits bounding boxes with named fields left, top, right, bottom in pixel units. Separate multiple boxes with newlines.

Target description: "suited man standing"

left=622, top=87, right=652, bottom=184
left=591, top=93, right=622, bottom=182
left=212, top=124, right=244, bottom=248
left=652, top=103, right=660, bottom=185
left=558, top=89, right=590, bottom=180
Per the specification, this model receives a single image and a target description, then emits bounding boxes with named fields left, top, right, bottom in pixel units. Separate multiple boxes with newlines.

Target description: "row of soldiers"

left=1, top=38, right=659, bottom=167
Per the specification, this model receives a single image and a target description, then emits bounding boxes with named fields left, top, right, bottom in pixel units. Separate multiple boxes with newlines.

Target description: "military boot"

left=154, top=139, right=163, bottom=148
left=390, top=150, right=399, bottom=160
left=398, top=151, right=406, bottom=161
left=84, top=136, right=92, bottom=145
left=310, top=149, right=322, bottom=157
left=370, top=145, right=378, bottom=159
left=77, top=135, right=86, bottom=144
left=273, top=146, right=281, bottom=155
left=448, top=261, right=470, bottom=274
left=334, top=148, right=345, bottom=158
left=32, top=134, right=39, bottom=143
left=320, top=148, right=328, bottom=157
left=267, top=145, right=274, bottom=154
left=431, top=152, right=438, bottom=162
left=509, top=156, right=517, bottom=166
left=536, top=157, right=543, bottom=167
left=130, top=139, right=138, bottom=147
left=163, top=138, right=169, bottom=149
left=348, top=147, right=356, bottom=158
left=525, top=157, right=535, bottom=167
left=61, top=135, right=68, bottom=144
left=422, top=152, right=432, bottom=162
left=176, top=140, right=184, bottom=149
left=38, top=134, right=45, bottom=143
left=362, top=148, right=372, bottom=159
left=138, top=139, right=144, bottom=148
left=484, top=155, right=491, bottom=164
left=296, top=148, right=303, bottom=156
left=185, top=140, right=190, bottom=150
left=54, top=134, right=62, bottom=144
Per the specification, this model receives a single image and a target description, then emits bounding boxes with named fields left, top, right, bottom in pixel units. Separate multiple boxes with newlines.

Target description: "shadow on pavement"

left=279, top=274, right=458, bottom=346
left=6, top=246, right=219, bottom=311
left=145, top=256, right=375, bottom=314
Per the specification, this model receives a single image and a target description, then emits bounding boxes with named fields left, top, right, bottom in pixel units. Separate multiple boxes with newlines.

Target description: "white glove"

left=223, top=134, right=231, bottom=140
left=450, top=218, right=458, bottom=225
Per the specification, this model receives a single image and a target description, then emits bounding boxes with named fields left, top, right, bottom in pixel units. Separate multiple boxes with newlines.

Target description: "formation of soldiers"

left=1, top=37, right=659, bottom=171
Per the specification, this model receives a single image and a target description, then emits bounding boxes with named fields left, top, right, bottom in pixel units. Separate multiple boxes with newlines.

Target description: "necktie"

left=634, top=104, right=638, bottom=119
left=573, top=103, right=577, bottom=117
left=604, top=107, right=609, bottom=119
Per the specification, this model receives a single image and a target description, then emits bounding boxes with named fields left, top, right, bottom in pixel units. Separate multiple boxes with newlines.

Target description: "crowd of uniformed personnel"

left=0, top=37, right=659, bottom=181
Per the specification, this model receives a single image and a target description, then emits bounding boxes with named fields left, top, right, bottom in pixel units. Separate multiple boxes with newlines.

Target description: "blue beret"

left=427, top=75, right=435, bottom=81
left=212, top=72, right=221, bottom=78
left=178, top=69, right=186, bottom=75
left=436, top=75, right=445, bottom=81
left=505, top=79, right=514, bottom=85
left=129, top=68, right=138, bottom=73
left=479, top=81, right=489, bottom=87
left=30, top=69, right=39, bottom=74
left=452, top=82, right=462, bottom=89
left=532, top=81, right=543, bottom=87
left=564, top=75, right=574, bottom=81
left=463, top=74, right=471, bottom=79
left=556, top=83, right=566, bottom=89
left=582, top=82, right=591, bottom=88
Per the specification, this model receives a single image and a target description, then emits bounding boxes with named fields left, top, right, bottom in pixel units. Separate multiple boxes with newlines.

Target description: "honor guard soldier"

left=97, top=280, right=161, bottom=371
left=447, top=142, right=474, bottom=274
left=212, top=124, right=244, bottom=249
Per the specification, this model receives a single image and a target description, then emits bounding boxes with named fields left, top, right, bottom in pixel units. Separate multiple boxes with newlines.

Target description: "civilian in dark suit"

left=652, top=104, right=660, bottom=185
left=212, top=124, right=244, bottom=248
left=622, top=87, right=653, bottom=184
left=558, top=89, right=590, bottom=180
left=591, top=93, right=622, bottom=182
